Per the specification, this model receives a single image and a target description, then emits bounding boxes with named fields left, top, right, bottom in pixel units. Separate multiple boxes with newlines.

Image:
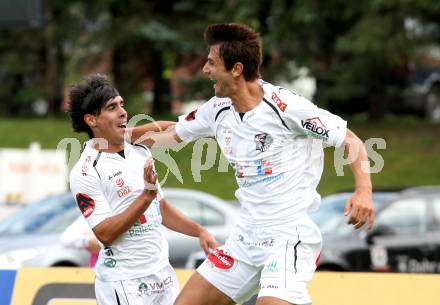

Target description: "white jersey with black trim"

left=176, top=80, right=347, bottom=227
left=69, top=140, right=169, bottom=281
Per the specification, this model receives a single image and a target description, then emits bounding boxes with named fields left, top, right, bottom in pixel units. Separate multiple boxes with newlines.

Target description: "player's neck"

left=231, top=80, right=263, bottom=113
left=91, top=138, right=125, bottom=153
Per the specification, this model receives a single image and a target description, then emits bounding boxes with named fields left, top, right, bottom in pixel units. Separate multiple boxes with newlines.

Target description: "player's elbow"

left=97, top=235, right=113, bottom=247
left=93, top=223, right=117, bottom=246
left=95, top=232, right=115, bottom=247
left=344, top=129, right=364, bottom=149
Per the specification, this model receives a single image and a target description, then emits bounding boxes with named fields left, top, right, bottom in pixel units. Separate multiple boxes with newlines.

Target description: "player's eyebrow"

left=104, top=98, right=123, bottom=110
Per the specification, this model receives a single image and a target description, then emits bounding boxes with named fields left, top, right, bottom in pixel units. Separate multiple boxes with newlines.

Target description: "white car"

left=0, top=188, right=238, bottom=269
left=0, top=203, right=22, bottom=222
left=163, top=188, right=238, bottom=266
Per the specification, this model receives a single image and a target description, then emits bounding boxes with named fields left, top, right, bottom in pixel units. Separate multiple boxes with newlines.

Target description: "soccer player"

left=67, top=74, right=218, bottom=305
left=134, top=23, right=374, bottom=305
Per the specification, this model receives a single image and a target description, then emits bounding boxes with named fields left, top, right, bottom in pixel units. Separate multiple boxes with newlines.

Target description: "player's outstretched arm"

left=343, top=129, right=374, bottom=230
left=92, top=160, right=158, bottom=246
left=130, top=123, right=184, bottom=149
left=160, top=199, right=218, bottom=255
left=127, top=121, right=176, bottom=148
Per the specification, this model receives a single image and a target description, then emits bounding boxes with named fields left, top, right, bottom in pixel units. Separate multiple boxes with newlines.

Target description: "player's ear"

left=232, top=62, right=244, bottom=77
left=84, top=114, right=97, bottom=128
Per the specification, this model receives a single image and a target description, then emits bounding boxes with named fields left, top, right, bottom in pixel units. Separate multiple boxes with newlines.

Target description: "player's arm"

left=160, top=198, right=218, bottom=254
left=343, top=129, right=374, bottom=230
left=128, top=121, right=178, bottom=148
left=133, top=100, right=216, bottom=148
left=92, top=161, right=158, bottom=246
left=131, top=124, right=184, bottom=148
left=278, top=90, right=374, bottom=230
left=86, top=237, right=101, bottom=253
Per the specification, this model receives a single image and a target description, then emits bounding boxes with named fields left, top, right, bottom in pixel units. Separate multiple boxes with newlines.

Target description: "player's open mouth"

left=118, top=123, right=127, bottom=129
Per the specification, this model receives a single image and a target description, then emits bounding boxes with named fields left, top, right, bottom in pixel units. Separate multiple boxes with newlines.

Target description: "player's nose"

left=202, top=63, right=210, bottom=75
left=118, top=105, right=127, bottom=117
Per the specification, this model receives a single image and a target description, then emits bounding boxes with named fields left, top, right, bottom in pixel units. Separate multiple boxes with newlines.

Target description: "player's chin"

left=115, top=131, right=125, bottom=143
left=117, top=127, right=126, bottom=137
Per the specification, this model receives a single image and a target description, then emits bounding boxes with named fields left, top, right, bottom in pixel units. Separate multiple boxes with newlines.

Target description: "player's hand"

left=143, top=159, right=157, bottom=200
left=198, top=228, right=219, bottom=255
left=344, top=189, right=374, bottom=230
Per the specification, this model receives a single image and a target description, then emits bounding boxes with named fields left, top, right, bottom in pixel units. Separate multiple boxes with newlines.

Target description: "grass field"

left=0, top=116, right=439, bottom=199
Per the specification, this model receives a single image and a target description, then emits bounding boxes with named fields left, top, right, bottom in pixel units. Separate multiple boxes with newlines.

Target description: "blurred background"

left=0, top=0, right=439, bottom=200
left=0, top=0, right=440, bottom=274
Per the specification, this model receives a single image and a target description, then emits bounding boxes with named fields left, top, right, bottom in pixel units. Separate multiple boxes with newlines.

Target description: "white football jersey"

left=70, top=140, right=169, bottom=281
left=176, top=80, right=347, bottom=226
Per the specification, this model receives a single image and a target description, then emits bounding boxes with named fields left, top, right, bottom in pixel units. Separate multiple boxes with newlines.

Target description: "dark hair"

left=67, top=74, right=119, bottom=138
left=204, top=23, right=262, bottom=81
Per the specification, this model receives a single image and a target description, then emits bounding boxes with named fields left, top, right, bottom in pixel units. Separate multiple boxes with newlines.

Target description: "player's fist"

left=143, top=159, right=157, bottom=199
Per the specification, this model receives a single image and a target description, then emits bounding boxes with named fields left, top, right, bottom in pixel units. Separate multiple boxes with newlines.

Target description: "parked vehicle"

left=311, top=192, right=399, bottom=238
left=0, top=202, right=22, bottom=222
left=184, top=191, right=400, bottom=270
left=0, top=188, right=238, bottom=269
left=163, top=188, right=238, bottom=267
left=314, top=187, right=440, bottom=272
left=0, top=193, right=87, bottom=268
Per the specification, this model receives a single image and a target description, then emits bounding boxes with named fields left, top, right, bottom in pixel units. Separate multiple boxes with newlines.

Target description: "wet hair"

left=204, top=23, right=262, bottom=81
left=67, top=74, right=119, bottom=138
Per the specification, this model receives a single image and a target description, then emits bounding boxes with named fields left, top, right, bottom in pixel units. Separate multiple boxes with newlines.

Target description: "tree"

left=261, top=0, right=440, bottom=120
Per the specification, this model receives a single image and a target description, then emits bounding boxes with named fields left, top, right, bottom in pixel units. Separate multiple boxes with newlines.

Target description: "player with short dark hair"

left=134, top=23, right=374, bottom=305
left=68, top=74, right=218, bottom=305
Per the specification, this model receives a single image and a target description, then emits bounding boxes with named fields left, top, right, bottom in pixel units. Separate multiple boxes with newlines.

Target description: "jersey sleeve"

left=280, top=89, right=347, bottom=147
left=175, top=100, right=215, bottom=142
left=70, top=170, right=112, bottom=230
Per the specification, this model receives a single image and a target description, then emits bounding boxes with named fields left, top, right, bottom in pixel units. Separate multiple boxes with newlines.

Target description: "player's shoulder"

left=209, top=96, right=232, bottom=109
left=262, top=80, right=315, bottom=112
left=70, top=143, right=100, bottom=183
left=182, top=97, right=232, bottom=122
left=209, top=97, right=232, bottom=122
left=129, top=142, right=152, bottom=157
left=201, top=96, right=232, bottom=114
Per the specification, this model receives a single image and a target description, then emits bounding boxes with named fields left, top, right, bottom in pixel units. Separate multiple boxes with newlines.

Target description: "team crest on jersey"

left=207, top=248, right=235, bottom=270
left=254, top=133, right=273, bottom=152
left=76, top=193, right=95, bottom=218
left=185, top=109, right=198, bottom=121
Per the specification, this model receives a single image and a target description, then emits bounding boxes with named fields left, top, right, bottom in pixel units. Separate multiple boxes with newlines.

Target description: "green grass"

left=0, top=117, right=439, bottom=200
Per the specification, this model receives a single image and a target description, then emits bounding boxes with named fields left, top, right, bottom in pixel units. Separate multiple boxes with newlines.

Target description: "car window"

left=375, top=198, right=427, bottom=234
left=167, top=197, right=225, bottom=227
left=201, top=204, right=224, bottom=226
left=37, top=207, right=82, bottom=233
left=168, top=197, right=203, bottom=224
left=312, top=193, right=392, bottom=236
left=311, top=199, right=346, bottom=234
left=0, top=194, right=76, bottom=235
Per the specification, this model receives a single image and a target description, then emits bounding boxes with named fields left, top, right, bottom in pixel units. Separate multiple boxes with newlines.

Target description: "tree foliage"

left=0, top=0, right=439, bottom=119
